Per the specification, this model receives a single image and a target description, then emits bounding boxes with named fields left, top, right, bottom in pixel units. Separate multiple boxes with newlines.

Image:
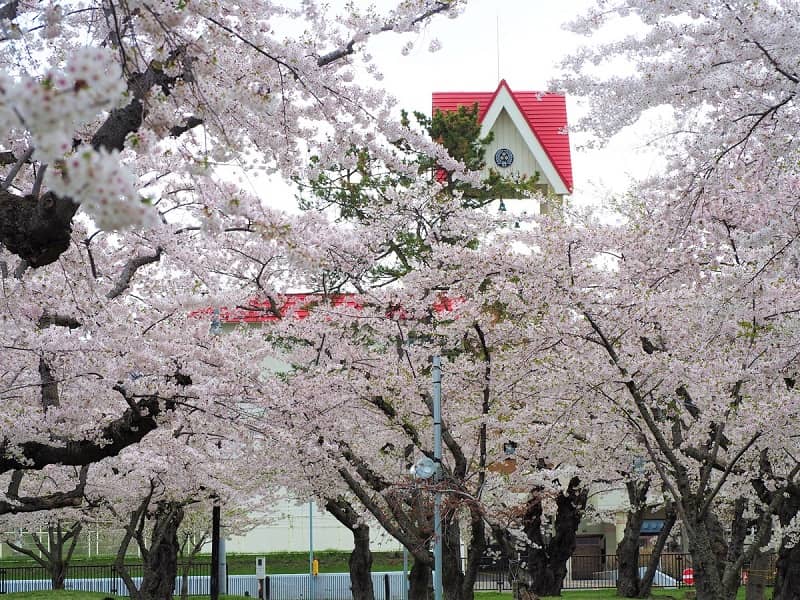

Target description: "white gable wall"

left=480, top=85, right=568, bottom=196
left=484, top=109, right=542, bottom=183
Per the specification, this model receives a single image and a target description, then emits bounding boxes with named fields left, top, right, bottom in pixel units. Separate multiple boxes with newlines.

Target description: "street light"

left=410, top=356, right=443, bottom=600
left=411, top=457, right=436, bottom=480
left=208, top=311, right=228, bottom=597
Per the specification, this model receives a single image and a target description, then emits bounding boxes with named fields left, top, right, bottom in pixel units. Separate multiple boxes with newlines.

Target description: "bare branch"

left=106, top=248, right=163, bottom=299
left=316, top=2, right=453, bottom=66
left=1, top=147, right=32, bottom=191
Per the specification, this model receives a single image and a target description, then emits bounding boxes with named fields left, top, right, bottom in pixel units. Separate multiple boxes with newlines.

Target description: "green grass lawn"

left=475, top=592, right=684, bottom=600
left=0, top=552, right=408, bottom=575
left=476, top=589, right=763, bottom=600
left=225, top=551, right=408, bottom=574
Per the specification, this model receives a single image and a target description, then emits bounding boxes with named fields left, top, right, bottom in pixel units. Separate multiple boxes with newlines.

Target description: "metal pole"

left=432, top=356, right=443, bottom=600
left=211, top=505, right=220, bottom=600
left=210, top=314, right=222, bottom=600
left=219, top=536, right=227, bottom=595
left=403, top=547, right=409, bottom=600
left=309, top=501, right=315, bottom=600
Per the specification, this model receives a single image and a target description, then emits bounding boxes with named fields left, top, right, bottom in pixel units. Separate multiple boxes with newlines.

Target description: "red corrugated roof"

left=194, top=293, right=457, bottom=323
left=193, top=294, right=361, bottom=324
left=432, top=80, right=573, bottom=193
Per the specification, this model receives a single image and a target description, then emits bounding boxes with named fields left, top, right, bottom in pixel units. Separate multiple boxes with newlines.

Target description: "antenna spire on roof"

left=496, top=13, right=500, bottom=82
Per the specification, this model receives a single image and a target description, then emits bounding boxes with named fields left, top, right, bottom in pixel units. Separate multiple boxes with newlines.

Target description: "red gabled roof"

left=432, top=80, right=573, bottom=193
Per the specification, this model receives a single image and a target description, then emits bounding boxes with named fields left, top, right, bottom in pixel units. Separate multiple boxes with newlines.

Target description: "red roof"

left=193, top=294, right=361, bottom=324
left=432, top=80, right=573, bottom=193
left=195, top=293, right=457, bottom=324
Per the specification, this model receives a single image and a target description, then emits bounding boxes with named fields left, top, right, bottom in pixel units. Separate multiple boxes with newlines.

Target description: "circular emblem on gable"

left=494, top=148, right=514, bottom=168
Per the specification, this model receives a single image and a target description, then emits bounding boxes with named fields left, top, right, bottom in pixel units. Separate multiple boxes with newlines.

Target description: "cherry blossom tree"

left=0, top=0, right=469, bottom=519
left=0, top=504, right=85, bottom=589
left=81, top=403, right=272, bottom=600
left=261, top=105, right=554, bottom=600
left=548, top=3, right=800, bottom=599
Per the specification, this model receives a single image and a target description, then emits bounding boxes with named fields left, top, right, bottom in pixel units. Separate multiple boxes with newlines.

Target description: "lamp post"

left=309, top=501, right=315, bottom=600
left=414, top=356, right=443, bottom=600
left=208, top=310, right=228, bottom=596
left=211, top=505, right=220, bottom=600
left=431, top=356, right=443, bottom=600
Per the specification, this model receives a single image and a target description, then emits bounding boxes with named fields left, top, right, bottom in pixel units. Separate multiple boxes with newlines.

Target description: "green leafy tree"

left=297, top=104, right=538, bottom=288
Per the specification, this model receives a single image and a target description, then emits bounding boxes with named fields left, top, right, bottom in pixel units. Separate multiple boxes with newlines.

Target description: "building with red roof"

left=432, top=80, right=573, bottom=200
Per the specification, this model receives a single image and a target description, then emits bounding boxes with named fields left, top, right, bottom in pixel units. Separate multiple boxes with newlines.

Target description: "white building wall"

left=222, top=496, right=402, bottom=553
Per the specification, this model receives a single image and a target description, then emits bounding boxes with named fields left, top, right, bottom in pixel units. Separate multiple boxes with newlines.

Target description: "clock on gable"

left=494, top=148, right=514, bottom=168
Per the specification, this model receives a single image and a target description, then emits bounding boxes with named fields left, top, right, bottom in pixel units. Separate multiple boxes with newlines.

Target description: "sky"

left=360, top=0, right=665, bottom=210
left=246, top=1, right=665, bottom=215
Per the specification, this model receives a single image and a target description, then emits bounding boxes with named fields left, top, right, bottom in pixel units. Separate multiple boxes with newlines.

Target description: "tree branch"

left=316, top=2, right=453, bottom=66
left=0, top=394, right=174, bottom=474
left=0, top=466, right=88, bottom=515
left=106, top=248, right=163, bottom=299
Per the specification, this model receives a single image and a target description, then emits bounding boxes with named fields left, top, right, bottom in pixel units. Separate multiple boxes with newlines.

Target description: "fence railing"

left=0, top=554, right=777, bottom=596
left=474, top=552, right=777, bottom=592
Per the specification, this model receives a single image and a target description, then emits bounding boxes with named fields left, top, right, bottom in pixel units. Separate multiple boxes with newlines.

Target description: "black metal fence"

left=0, top=554, right=779, bottom=595
left=472, top=552, right=777, bottom=592
left=475, top=553, right=694, bottom=592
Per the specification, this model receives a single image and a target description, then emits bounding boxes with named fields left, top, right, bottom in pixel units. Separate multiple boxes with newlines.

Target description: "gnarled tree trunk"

left=616, top=480, right=649, bottom=598
left=326, top=497, right=375, bottom=600
left=684, top=506, right=731, bottom=600
left=139, top=501, right=184, bottom=600
left=774, top=542, right=800, bottom=600
left=116, top=494, right=185, bottom=600
left=773, top=484, right=800, bottom=600
left=408, top=558, right=432, bottom=600
left=523, top=477, right=587, bottom=597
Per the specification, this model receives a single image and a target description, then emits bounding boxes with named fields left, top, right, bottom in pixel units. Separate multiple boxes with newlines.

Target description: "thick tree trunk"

left=637, top=506, right=675, bottom=598
left=0, top=191, right=77, bottom=268
left=745, top=546, right=772, bottom=600
left=685, top=512, right=731, bottom=600
left=50, top=559, right=67, bottom=590
left=348, top=525, right=375, bottom=600
left=441, top=517, right=464, bottom=600
left=325, top=498, right=375, bottom=600
left=408, top=559, right=432, bottom=600
left=139, top=502, right=184, bottom=600
left=616, top=480, right=649, bottom=597
left=774, top=542, right=800, bottom=600
left=773, top=485, right=800, bottom=600
left=524, top=477, right=587, bottom=597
